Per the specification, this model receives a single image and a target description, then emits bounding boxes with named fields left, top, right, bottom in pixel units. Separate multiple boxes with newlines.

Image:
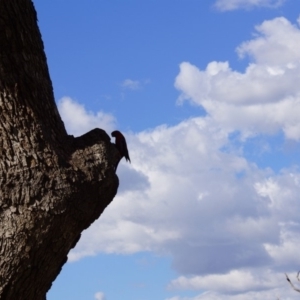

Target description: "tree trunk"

left=0, top=1, right=119, bottom=299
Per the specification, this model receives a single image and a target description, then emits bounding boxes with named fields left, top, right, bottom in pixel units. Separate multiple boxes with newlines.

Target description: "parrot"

left=111, top=130, right=131, bottom=167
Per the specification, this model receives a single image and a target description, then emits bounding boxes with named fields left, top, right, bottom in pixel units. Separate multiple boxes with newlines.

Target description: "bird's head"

left=111, top=130, right=122, bottom=138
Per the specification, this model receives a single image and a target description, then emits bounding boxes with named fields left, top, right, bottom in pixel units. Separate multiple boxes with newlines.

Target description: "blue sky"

left=31, top=0, right=300, bottom=299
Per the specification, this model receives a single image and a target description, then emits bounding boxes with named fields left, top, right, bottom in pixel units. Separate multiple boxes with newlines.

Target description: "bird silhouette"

left=111, top=130, right=131, bottom=169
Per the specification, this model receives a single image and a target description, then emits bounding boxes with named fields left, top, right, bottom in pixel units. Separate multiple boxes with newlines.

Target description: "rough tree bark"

left=0, top=1, right=119, bottom=299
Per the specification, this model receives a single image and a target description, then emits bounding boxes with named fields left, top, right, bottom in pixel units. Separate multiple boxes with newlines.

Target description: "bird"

left=111, top=130, right=131, bottom=167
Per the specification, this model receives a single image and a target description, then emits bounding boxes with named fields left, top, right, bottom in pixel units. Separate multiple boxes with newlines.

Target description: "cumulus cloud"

left=69, top=116, right=300, bottom=282
left=237, top=17, right=300, bottom=64
left=168, top=269, right=282, bottom=293
left=57, top=97, right=116, bottom=137
left=94, top=291, right=106, bottom=300
left=66, top=15, right=300, bottom=300
left=175, top=17, right=300, bottom=140
left=165, top=285, right=298, bottom=300
left=214, top=0, right=286, bottom=11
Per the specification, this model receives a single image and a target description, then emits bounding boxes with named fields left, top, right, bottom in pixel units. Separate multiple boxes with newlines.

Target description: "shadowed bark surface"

left=0, top=1, right=119, bottom=299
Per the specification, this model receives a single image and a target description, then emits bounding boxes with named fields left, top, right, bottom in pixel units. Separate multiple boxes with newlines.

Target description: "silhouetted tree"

left=286, top=272, right=300, bottom=293
left=0, top=1, right=119, bottom=299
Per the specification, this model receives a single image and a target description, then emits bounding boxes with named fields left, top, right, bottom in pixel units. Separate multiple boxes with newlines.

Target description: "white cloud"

left=69, top=116, right=300, bottom=278
left=65, top=15, right=300, bottom=300
left=64, top=114, right=300, bottom=299
left=121, top=79, right=141, bottom=90
left=237, top=17, right=300, bottom=65
left=121, top=78, right=150, bottom=91
left=264, top=224, right=300, bottom=267
left=168, top=269, right=283, bottom=293
left=165, top=285, right=299, bottom=300
left=214, top=0, right=286, bottom=11
left=94, top=291, right=106, bottom=300
left=175, top=17, right=300, bottom=141
left=167, top=270, right=300, bottom=299
left=57, top=97, right=116, bottom=137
